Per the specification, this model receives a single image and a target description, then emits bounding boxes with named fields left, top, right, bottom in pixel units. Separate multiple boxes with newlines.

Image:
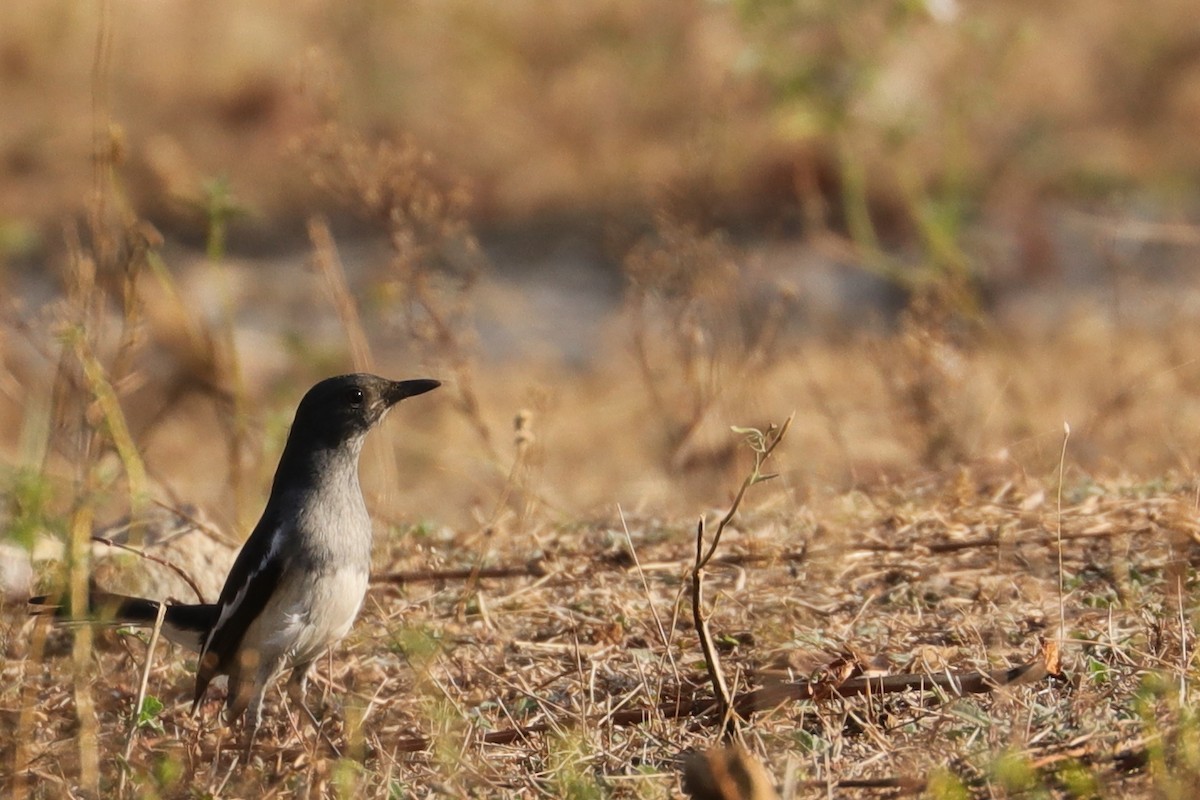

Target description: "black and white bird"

left=32, top=373, right=439, bottom=735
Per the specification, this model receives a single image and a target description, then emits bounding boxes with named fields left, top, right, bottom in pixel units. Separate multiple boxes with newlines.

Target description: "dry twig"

left=380, top=643, right=1060, bottom=753
left=693, top=415, right=793, bottom=736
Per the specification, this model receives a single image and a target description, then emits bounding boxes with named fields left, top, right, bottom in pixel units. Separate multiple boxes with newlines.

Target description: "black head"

left=289, top=374, right=440, bottom=451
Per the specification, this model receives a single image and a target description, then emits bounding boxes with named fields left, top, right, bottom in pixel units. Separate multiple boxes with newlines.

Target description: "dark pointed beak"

left=385, top=378, right=441, bottom=406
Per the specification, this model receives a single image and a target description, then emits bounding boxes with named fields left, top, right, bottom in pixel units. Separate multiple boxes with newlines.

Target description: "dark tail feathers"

left=29, top=589, right=217, bottom=653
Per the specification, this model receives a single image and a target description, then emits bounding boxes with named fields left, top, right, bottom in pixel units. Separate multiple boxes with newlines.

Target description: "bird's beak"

left=386, top=378, right=441, bottom=406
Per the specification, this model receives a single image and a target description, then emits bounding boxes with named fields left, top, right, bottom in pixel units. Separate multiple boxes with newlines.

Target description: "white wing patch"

left=200, top=523, right=284, bottom=658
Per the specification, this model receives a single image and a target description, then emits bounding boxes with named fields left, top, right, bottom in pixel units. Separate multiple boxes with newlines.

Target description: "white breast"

left=242, top=566, right=370, bottom=672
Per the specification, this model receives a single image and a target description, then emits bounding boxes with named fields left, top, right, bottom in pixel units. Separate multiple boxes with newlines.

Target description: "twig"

left=1056, top=422, right=1071, bottom=646
left=118, top=600, right=167, bottom=798
left=373, top=561, right=550, bottom=587
left=858, top=525, right=1143, bottom=557
left=924, top=535, right=999, bottom=553
left=71, top=333, right=149, bottom=538
left=91, top=535, right=207, bottom=603
left=731, top=640, right=1059, bottom=716
left=378, top=643, right=1060, bottom=753
left=620, top=503, right=683, bottom=718
left=1028, top=736, right=1151, bottom=772
left=620, top=505, right=674, bottom=655
left=697, top=415, right=794, bottom=570
left=149, top=498, right=239, bottom=548
left=692, top=415, right=793, bottom=737
left=793, top=775, right=925, bottom=794
left=69, top=498, right=100, bottom=794
left=307, top=215, right=375, bottom=373
left=692, top=517, right=734, bottom=735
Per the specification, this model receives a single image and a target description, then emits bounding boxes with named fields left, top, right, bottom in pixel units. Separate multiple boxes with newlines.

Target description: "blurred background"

left=2, top=0, right=1200, bottom=541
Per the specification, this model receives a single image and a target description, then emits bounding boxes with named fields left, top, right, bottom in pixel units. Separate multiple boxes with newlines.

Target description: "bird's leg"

left=228, top=655, right=278, bottom=757
left=287, top=662, right=319, bottom=726
left=242, top=686, right=268, bottom=758
left=287, top=661, right=343, bottom=757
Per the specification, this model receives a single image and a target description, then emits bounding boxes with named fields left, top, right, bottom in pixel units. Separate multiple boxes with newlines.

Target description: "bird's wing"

left=192, top=514, right=288, bottom=709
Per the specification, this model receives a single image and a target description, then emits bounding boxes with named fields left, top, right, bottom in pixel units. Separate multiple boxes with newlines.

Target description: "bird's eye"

left=346, top=387, right=365, bottom=407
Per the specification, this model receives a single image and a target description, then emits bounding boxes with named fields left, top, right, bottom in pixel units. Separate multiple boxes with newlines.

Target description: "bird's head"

left=291, top=373, right=440, bottom=450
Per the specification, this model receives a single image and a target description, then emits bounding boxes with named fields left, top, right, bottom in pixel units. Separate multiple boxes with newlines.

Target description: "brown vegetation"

left=3, top=1, right=1200, bottom=797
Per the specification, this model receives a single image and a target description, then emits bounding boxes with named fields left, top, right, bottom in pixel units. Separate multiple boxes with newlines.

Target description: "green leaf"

left=137, top=695, right=165, bottom=732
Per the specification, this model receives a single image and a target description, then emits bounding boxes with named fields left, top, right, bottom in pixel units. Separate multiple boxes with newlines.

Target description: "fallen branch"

left=731, top=640, right=1059, bottom=717
left=384, top=641, right=1062, bottom=753
left=860, top=525, right=1154, bottom=557
left=1028, top=736, right=1150, bottom=773
left=372, top=560, right=549, bottom=586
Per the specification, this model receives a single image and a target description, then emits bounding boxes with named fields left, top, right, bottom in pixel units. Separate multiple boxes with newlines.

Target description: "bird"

left=31, top=373, right=440, bottom=740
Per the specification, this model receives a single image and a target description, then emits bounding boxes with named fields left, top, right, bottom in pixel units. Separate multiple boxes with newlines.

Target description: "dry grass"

left=9, top=223, right=1200, bottom=799
left=5, top=214, right=1200, bottom=795
left=4, top=452, right=1199, bottom=797
left=5, top=1, right=1200, bottom=798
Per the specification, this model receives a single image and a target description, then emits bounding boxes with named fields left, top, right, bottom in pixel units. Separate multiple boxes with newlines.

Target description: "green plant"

left=195, top=175, right=246, bottom=262
left=135, top=695, right=164, bottom=733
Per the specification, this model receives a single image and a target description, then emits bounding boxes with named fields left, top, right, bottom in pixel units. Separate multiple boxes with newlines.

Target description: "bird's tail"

left=29, top=588, right=216, bottom=652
